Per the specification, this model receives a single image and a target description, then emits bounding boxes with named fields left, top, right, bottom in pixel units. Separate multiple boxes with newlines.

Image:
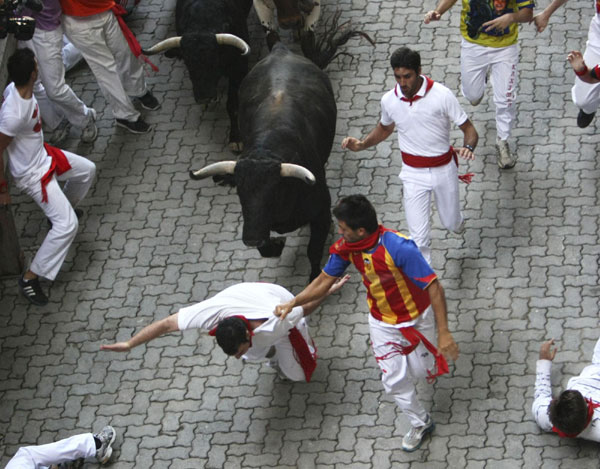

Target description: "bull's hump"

left=270, top=90, right=285, bottom=109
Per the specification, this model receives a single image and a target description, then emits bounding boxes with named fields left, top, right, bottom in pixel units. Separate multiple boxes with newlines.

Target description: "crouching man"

left=101, top=279, right=347, bottom=381
left=533, top=337, right=600, bottom=440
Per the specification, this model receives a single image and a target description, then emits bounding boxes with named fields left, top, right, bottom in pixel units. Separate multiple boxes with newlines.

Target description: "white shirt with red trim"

left=0, top=83, right=50, bottom=188
left=380, top=76, right=468, bottom=157
left=177, top=283, right=305, bottom=362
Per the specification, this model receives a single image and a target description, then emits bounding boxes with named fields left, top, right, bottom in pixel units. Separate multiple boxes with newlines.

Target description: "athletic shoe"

left=49, top=118, right=71, bottom=145
left=401, top=414, right=435, bottom=452
left=53, top=458, right=85, bottom=468
left=18, top=276, right=48, bottom=306
left=577, top=109, right=595, bottom=128
left=496, top=138, right=516, bottom=169
left=116, top=117, right=152, bottom=134
left=135, top=91, right=160, bottom=111
left=94, top=425, right=116, bottom=464
left=81, top=108, right=98, bottom=143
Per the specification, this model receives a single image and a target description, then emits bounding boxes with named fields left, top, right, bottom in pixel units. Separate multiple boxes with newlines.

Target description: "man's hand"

left=275, top=301, right=295, bottom=320
left=100, top=341, right=132, bottom=353
left=482, top=13, right=514, bottom=34
left=539, top=339, right=557, bottom=361
left=438, top=331, right=459, bottom=361
left=341, top=137, right=364, bottom=152
left=424, top=10, right=441, bottom=23
left=567, top=50, right=586, bottom=74
left=327, top=274, right=350, bottom=295
left=531, top=12, right=550, bottom=33
left=456, top=147, right=475, bottom=161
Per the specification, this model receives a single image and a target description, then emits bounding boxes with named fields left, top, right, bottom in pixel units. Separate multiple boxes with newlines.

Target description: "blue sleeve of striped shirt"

left=383, top=232, right=436, bottom=289
left=323, top=253, right=351, bottom=277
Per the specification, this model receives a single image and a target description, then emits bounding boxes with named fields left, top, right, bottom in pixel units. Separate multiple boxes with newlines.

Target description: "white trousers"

left=460, top=39, right=518, bottom=141
left=17, top=152, right=96, bottom=280
left=23, top=27, right=92, bottom=129
left=572, top=17, right=600, bottom=114
left=270, top=318, right=315, bottom=382
left=399, top=162, right=463, bottom=264
left=5, top=433, right=96, bottom=469
left=370, top=309, right=436, bottom=427
left=62, top=10, right=146, bottom=121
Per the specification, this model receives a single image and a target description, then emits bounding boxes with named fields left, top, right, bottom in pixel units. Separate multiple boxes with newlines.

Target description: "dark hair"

left=549, top=390, right=588, bottom=435
left=332, top=194, right=378, bottom=233
left=215, top=317, right=249, bottom=356
left=390, top=47, right=421, bottom=74
left=7, top=48, right=36, bottom=87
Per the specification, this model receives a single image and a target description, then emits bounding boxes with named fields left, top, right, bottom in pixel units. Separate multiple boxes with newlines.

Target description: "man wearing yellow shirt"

left=425, top=0, right=534, bottom=169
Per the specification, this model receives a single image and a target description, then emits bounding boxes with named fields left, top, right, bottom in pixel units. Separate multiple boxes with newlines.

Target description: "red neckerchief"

left=329, top=225, right=389, bottom=261
left=552, top=398, right=600, bottom=437
left=208, top=315, right=254, bottom=348
left=111, top=5, right=159, bottom=72
left=395, top=76, right=435, bottom=106
left=41, top=144, right=72, bottom=203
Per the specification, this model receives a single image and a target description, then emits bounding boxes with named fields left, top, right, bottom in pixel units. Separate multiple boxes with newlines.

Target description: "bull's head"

left=190, top=159, right=315, bottom=256
left=272, top=0, right=316, bottom=29
left=142, top=34, right=249, bottom=104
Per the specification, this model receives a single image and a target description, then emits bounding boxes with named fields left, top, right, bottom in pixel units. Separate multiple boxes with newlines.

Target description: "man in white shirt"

left=341, top=47, right=478, bottom=263
left=0, top=48, right=96, bottom=306
left=101, top=278, right=347, bottom=381
left=5, top=425, right=116, bottom=468
left=532, top=337, right=600, bottom=441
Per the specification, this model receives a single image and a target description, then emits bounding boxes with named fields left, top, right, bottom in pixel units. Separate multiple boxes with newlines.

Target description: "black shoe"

left=18, top=276, right=49, bottom=306
left=136, top=92, right=160, bottom=111
left=116, top=117, right=152, bottom=134
left=577, top=109, right=596, bottom=128
left=48, top=207, right=83, bottom=229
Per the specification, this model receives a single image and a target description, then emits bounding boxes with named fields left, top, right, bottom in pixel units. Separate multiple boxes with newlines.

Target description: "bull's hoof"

left=257, top=237, right=286, bottom=257
left=229, top=141, right=243, bottom=153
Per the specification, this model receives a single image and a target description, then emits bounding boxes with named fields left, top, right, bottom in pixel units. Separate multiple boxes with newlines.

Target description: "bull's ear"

left=213, top=174, right=236, bottom=187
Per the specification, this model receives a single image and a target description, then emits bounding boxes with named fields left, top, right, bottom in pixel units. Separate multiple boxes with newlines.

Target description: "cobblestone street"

left=1, top=0, right=600, bottom=467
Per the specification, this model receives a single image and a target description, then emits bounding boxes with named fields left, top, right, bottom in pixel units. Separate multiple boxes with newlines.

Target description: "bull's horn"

left=280, top=164, right=316, bottom=185
left=142, top=37, right=182, bottom=55
left=215, top=33, right=250, bottom=56
left=190, top=161, right=237, bottom=180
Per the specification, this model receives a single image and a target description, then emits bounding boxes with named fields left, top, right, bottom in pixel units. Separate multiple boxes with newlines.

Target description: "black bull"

left=190, top=43, right=336, bottom=280
left=143, top=0, right=253, bottom=152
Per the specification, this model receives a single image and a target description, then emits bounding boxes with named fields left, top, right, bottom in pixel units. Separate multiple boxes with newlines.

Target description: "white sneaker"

left=49, top=118, right=71, bottom=145
left=81, top=108, right=98, bottom=143
left=496, top=138, right=516, bottom=169
left=401, top=415, right=435, bottom=452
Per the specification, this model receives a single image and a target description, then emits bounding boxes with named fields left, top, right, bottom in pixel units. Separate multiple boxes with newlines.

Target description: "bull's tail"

left=301, top=10, right=375, bottom=70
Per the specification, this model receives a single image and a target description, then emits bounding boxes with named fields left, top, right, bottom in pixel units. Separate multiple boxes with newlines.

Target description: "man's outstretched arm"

left=275, top=271, right=339, bottom=319
left=532, top=339, right=558, bottom=431
left=100, top=313, right=180, bottom=352
left=301, top=274, right=350, bottom=316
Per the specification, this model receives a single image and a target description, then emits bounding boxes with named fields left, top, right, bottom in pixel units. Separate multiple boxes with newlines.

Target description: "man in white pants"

left=533, top=337, right=600, bottom=441
left=6, top=426, right=116, bottom=468
left=60, top=0, right=159, bottom=134
left=22, top=0, right=97, bottom=144
left=101, top=279, right=347, bottom=382
left=0, top=48, right=96, bottom=306
left=532, top=0, right=600, bottom=128
left=341, top=47, right=477, bottom=264
left=425, top=0, right=534, bottom=169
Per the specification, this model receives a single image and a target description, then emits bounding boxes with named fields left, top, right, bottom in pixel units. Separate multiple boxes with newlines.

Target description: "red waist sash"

left=41, top=143, right=72, bottom=203
left=401, top=147, right=474, bottom=184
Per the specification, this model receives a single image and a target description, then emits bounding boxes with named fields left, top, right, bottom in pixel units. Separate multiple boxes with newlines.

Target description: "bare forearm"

left=293, top=272, right=337, bottom=309
left=512, top=7, right=534, bottom=24
left=359, top=123, right=394, bottom=150
left=432, top=0, right=458, bottom=17
left=428, top=281, right=450, bottom=335
left=128, top=315, right=179, bottom=349
left=539, top=0, right=568, bottom=18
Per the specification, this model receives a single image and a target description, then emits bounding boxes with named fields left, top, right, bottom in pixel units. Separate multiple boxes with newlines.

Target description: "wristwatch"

left=464, top=144, right=474, bottom=152
left=0, top=180, right=8, bottom=194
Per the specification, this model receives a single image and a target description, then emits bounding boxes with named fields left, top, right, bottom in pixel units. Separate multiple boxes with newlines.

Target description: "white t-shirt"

left=380, top=77, right=468, bottom=157
left=177, top=283, right=305, bottom=362
left=0, top=82, right=50, bottom=188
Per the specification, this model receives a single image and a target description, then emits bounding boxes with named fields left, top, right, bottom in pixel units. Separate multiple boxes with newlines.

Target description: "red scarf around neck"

left=329, top=225, right=389, bottom=261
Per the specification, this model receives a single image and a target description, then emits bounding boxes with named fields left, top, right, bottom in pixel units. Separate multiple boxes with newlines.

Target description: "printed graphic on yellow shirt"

left=461, top=0, right=534, bottom=48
